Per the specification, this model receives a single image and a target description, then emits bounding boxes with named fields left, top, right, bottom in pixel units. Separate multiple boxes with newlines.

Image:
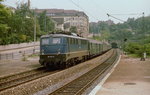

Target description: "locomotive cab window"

left=41, top=38, right=49, bottom=45
left=52, top=38, right=61, bottom=44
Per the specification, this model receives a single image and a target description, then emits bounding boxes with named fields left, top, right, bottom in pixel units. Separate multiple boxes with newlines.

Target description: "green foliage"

left=8, top=3, right=36, bottom=43
left=0, top=0, right=12, bottom=44
left=125, top=42, right=141, bottom=54
left=125, top=42, right=150, bottom=57
left=38, top=11, right=55, bottom=34
left=144, top=43, right=150, bottom=55
left=0, top=2, right=55, bottom=45
left=70, top=26, right=77, bottom=33
left=90, top=16, right=150, bottom=56
left=93, top=30, right=110, bottom=41
left=123, top=16, right=150, bottom=56
left=89, top=22, right=109, bottom=34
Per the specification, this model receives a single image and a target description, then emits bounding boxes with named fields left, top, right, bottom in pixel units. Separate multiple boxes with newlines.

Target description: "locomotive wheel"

left=65, top=62, right=70, bottom=68
left=72, top=59, right=76, bottom=66
left=60, top=62, right=69, bottom=69
left=44, top=62, right=55, bottom=70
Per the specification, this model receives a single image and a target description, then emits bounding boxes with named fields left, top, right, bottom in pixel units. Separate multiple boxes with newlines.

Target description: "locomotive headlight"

left=57, top=48, right=60, bottom=55
left=41, top=49, right=44, bottom=55
left=57, top=51, right=60, bottom=55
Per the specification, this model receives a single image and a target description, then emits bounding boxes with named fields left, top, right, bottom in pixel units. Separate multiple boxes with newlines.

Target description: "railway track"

left=0, top=67, right=59, bottom=91
left=50, top=49, right=119, bottom=95
left=0, top=49, right=119, bottom=95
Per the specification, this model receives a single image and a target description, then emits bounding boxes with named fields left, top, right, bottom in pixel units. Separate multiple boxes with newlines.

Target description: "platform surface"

left=96, top=55, right=150, bottom=95
left=0, top=56, right=40, bottom=78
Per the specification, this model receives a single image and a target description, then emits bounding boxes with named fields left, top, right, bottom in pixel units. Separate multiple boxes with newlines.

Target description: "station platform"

left=90, top=55, right=150, bottom=95
left=0, top=56, right=41, bottom=78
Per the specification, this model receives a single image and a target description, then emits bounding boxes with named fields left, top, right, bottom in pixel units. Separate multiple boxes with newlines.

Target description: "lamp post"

left=27, top=13, right=36, bottom=53
left=33, top=12, right=36, bottom=54
left=34, top=14, right=36, bottom=43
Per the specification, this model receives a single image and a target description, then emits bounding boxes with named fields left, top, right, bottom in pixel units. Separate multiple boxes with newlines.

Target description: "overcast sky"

left=3, top=0, right=150, bottom=23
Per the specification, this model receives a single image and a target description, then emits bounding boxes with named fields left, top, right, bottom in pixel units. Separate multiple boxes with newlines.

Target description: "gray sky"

left=3, top=0, right=150, bottom=23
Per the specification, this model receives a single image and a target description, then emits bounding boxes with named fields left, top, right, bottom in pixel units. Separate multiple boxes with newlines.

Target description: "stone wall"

left=0, top=42, right=39, bottom=51
left=0, top=42, right=40, bottom=60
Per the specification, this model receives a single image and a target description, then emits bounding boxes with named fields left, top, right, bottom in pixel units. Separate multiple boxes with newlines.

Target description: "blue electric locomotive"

left=39, top=33, right=89, bottom=68
left=39, top=33, right=111, bottom=68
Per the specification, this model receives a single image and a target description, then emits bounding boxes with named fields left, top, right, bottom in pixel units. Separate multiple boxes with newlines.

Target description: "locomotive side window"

left=41, top=38, right=49, bottom=45
left=52, top=38, right=61, bottom=44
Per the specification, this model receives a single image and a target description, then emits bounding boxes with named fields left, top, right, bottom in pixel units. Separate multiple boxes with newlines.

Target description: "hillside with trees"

left=90, top=16, right=150, bottom=57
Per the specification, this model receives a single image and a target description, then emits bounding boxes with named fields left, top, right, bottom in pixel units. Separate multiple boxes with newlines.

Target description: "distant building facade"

left=98, top=20, right=114, bottom=25
left=35, top=9, right=89, bottom=37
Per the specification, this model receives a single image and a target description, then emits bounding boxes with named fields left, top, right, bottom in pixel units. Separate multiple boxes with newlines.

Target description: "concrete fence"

left=0, top=42, right=40, bottom=60
left=0, top=42, right=39, bottom=51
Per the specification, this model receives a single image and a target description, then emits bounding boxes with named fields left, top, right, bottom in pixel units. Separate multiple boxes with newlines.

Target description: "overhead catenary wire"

left=110, top=13, right=144, bottom=16
left=69, top=0, right=100, bottom=21
left=107, top=13, right=125, bottom=22
left=107, top=12, right=145, bottom=23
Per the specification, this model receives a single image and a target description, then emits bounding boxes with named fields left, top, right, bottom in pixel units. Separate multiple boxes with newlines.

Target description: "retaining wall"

left=0, top=42, right=40, bottom=60
left=0, top=42, right=39, bottom=51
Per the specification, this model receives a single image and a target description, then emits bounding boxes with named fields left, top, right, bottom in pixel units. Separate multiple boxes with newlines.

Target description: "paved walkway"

left=95, top=55, right=150, bottom=95
left=0, top=56, right=41, bottom=78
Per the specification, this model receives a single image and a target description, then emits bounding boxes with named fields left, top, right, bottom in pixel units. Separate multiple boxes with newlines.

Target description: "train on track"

left=39, top=33, right=111, bottom=68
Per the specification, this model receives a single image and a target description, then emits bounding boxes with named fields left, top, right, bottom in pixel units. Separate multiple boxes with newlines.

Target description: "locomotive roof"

left=41, top=34, right=87, bottom=40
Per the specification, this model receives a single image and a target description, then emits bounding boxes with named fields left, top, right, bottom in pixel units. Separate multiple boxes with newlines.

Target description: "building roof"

left=52, top=18, right=64, bottom=24
left=34, top=9, right=88, bottom=18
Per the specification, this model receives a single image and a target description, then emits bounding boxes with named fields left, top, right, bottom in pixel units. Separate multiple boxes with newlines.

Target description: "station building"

left=35, top=9, right=89, bottom=37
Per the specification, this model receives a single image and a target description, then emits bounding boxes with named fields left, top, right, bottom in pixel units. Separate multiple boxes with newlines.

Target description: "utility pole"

left=33, top=12, right=36, bottom=54
left=44, top=14, right=47, bottom=32
left=34, top=14, right=36, bottom=43
left=142, top=12, right=145, bottom=34
left=28, top=0, right=30, bottom=8
left=142, top=12, right=146, bottom=61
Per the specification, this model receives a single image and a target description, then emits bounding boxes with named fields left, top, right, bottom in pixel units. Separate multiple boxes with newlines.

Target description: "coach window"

left=68, top=38, right=70, bottom=44
left=83, top=40, right=85, bottom=45
left=73, top=39, right=75, bottom=44
left=75, top=39, right=77, bottom=44
left=81, top=40, right=82, bottom=44
left=72, top=38, right=74, bottom=44
left=68, top=38, right=71, bottom=44
left=82, top=40, right=84, bottom=44
left=78, top=40, right=81, bottom=45
left=73, top=39, right=74, bottom=44
left=71, top=38, right=72, bottom=44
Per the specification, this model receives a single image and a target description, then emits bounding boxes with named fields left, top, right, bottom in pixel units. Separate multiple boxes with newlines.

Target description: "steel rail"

left=49, top=49, right=118, bottom=95
left=0, top=67, right=60, bottom=91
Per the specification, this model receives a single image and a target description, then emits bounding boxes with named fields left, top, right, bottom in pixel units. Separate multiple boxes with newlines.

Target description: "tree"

left=38, top=11, right=55, bottom=34
left=9, top=3, right=33, bottom=43
left=0, top=0, right=12, bottom=44
left=70, top=26, right=77, bottom=33
left=0, top=2, right=56, bottom=45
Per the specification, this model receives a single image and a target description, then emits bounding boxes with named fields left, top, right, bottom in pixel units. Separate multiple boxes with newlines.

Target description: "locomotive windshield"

left=40, top=37, right=66, bottom=54
left=52, top=38, right=61, bottom=44
left=41, top=37, right=62, bottom=45
left=41, top=38, right=49, bottom=45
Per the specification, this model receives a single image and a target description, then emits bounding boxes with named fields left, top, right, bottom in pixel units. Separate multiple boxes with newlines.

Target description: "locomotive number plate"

left=48, top=56, right=54, bottom=58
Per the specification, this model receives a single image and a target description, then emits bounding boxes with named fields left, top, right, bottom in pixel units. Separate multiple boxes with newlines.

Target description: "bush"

left=125, top=42, right=150, bottom=57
